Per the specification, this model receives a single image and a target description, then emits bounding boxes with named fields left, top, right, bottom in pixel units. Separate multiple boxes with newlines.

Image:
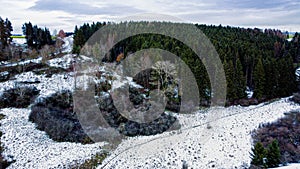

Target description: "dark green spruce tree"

left=251, top=142, right=267, bottom=167
left=0, top=17, right=13, bottom=48
left=253, top=57, right=266, bottom=99
left=266, top=140, right=281, bottom=167
left=224, top=59, right=237, bottom=101
left=234, top=58, right=246, bottom=99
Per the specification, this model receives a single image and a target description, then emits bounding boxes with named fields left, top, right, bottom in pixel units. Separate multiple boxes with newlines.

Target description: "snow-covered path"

left=98, top=98, right=299, bottom=169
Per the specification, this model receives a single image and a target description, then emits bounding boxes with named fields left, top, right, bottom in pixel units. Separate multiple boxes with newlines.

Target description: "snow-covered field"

left=98, top=99, right=299, bottom=169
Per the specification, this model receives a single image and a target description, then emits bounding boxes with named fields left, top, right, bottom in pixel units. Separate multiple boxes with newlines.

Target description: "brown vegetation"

left=252, top=110, right=300, bottom=164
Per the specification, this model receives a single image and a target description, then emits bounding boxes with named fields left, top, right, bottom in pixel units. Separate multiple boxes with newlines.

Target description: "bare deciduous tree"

left=151, top=60, right=178, bottom=92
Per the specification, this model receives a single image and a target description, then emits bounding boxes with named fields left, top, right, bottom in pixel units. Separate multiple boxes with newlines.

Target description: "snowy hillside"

left=97, top=98, right=299, bottom=169
left=0, top=69, right=107, bottom=168
left=0, top=35, right=299, bottom=168
left=0, top=108, right=106, bottom=169
left=0, top=57, right=299, bottom=168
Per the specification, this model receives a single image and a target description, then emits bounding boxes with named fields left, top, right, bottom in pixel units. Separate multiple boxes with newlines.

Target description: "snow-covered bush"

left=95, top=86, right=179, bottom=137
left=0, top=86, right=39, bottom=108
left=29, top=90, right=92, bottom=143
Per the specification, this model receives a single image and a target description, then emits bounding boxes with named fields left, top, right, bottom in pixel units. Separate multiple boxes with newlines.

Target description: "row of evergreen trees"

left=0, top=17, right=13, bottom=49
left=22, top=22, right=53, bottom=49
left=197, top=25, right=298, bottom=101
left=72, top=22, right=299, bottom=102
left=0, top=17, right=13, bottom=61
left=73, top=22, right=107, bottom=54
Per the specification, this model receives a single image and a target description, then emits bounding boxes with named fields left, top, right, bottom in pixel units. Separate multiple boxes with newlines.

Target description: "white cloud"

left=1, top=0, right=299, bottom=33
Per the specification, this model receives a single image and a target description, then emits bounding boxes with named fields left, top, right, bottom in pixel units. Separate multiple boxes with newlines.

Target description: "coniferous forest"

left=72, top=22, right=300, bottom=105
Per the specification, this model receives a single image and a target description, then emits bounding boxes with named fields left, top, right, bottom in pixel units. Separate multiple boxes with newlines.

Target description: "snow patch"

left=0, top=71, right=9, bottom=77
left=47, top=54, right=74, bottom=69
left=79, top=55, right=93, bottom=61
left=0, top=57, right=42, bottom=67
left=61, top=36, right=73, bottom=53
left=296, top=67, right=300, bottom=81
left=12, top=38, right=26, bottom=45
left=246, top=86, right=254, bottom=98
left=0, top=69, right=74, bottom=99
left=271, top=163, right=300, bottom=169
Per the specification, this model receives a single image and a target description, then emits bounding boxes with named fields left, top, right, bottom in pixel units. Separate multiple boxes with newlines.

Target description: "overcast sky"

left=1, top=0, right=299, bottom=34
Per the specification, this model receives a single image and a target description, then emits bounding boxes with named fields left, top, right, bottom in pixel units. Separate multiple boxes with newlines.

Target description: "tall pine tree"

left=251, top=142, right=267, bottom=167
left=266, top=140, right=281, bottom=167
left=0, top=17, right=13, bottom=48
left=235, top=58, right=246, bottom=99
left=224, top=59, right=237, bottom=100
left=253, top=57, right=266, bottom=99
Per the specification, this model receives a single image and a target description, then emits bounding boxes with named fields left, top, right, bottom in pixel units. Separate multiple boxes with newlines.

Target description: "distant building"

left=58, top=30, right=66, bottom=39
left=57, top=30, right=74, bottom=38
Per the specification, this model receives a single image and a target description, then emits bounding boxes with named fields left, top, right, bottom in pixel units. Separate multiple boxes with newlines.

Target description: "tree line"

left=0, top=17, right=13, bottom=49
left=22, top=22, right=53, bottom=49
